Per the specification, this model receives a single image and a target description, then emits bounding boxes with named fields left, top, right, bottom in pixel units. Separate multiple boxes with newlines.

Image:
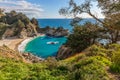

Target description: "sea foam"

left=18, top=38, right=33, bottom=53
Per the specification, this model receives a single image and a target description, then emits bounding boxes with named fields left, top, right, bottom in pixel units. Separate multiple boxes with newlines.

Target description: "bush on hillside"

left=86, top=45, right=110, bottom=58
left=68, top=56, right=110, bottom=80
left=0, top=23, right=8, bottom=39
left=109, top=44, right=120, bottom=73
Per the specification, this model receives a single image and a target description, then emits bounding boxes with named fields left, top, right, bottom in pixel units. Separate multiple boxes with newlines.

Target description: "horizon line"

left=37, top=18, right=104, bottom=19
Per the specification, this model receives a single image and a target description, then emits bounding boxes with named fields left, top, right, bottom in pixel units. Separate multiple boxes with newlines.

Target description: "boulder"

left=45, top=27, right=69, bottom=37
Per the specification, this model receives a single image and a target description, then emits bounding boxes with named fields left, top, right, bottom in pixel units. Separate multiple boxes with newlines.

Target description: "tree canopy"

left=66, top=22, right=105, bottom=52
left=59, top=0, right=120, bottom=43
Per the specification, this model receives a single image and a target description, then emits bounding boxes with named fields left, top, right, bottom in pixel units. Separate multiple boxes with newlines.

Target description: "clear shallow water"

left=25, top=36, right=67, bottom=58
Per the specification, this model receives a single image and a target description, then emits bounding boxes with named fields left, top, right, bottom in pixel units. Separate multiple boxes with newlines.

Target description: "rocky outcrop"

left=46, top=27, right=69, bottom=37
left=46, top=30, right=68, bottom=37
left=56, top=45, right=73, bottom=60
left=2, top=23, right=38, bottom=39
left=0, top=11, right=39, bottom=39
left=22, top=53, right=43, bottom=63
left=39, top=27, right=69, bottom=37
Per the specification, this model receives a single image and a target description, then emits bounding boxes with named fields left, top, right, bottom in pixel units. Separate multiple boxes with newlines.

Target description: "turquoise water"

left=25, top=36, right=67, bottom=58
left=25, top=18, right=101, bottom=58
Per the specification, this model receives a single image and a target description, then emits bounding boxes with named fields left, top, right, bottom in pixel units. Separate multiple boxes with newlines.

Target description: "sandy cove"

left=0, top=34, right=45, bottom=51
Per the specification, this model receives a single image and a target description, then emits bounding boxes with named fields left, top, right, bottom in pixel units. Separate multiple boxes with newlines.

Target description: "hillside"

left=0, top=45, right=25, bottom=61
left=0, top=11, right=39, bottom=39
left=0, top=44, right=120, bottom=80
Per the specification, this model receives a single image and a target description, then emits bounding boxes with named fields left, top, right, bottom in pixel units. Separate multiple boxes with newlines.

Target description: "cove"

left=24, top=36, right=67, bottom=58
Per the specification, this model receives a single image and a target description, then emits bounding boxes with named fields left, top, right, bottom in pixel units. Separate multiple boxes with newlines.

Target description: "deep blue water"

left=25, top=18, right=98, bottom=58
left=38, top=18, right=98, bottom=31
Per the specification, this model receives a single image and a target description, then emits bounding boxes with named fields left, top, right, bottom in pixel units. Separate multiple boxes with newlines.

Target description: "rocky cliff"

left=0, top=11, right=39, bottom=39
left=56, top=45, right=73, bottom=59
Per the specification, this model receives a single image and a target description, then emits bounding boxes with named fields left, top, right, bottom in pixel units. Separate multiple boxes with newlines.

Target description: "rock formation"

left=0, top=11, right=39, bottom=39
left=56, top=45, right=73, bottom=59
left=22, top=53, right=43, bottom=63
left=39, top=27, right=69, bottom=37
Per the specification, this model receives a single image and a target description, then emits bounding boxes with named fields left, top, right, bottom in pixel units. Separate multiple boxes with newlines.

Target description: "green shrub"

left=0, top=23, right=8, bottom=39
left=110, top=48, right=120, bottom=73
left=1, top=44, right=120, bottom=79
left=107, top=44, right=120, bottom=73
left=87, top=45, right=108, bottom=57
left=110, top=63, right=120, bottom=73
left=71, top=56, right=110, bottom=80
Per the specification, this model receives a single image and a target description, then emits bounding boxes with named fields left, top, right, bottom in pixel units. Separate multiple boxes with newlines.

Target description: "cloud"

left=77, top=11, right=105, bottom=19
left=0, top=0, right=43, bottom=18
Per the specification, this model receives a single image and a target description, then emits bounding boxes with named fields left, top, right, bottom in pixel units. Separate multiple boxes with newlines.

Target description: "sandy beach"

left=0, top=38, right=25, bottom=50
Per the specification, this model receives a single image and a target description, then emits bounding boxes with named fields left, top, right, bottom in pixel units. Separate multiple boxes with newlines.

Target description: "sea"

left=24, top=18, right=98, bottom=58
left=38, top=18, right=97, bottom=31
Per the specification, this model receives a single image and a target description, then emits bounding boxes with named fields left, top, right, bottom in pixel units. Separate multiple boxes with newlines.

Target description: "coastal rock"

left=0, top=11, right=39, bottom=39
left=22, top=53, right=44, bottom=63
left=46, top=27, right=69, bottom=37
left=2, top=23, right=38, bottom=39
left=2, top=28, right=15, bottom=38
left=19, top=28, right=28, bottom=38
left=39, top=27, right=69, bottom=37
left=56, top=45, right=73, bottom=60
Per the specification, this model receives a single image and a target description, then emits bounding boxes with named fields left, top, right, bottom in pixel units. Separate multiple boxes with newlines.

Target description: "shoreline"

left=0, top=34, right=45, bottom=52
left=17, top=37, right=33, bottom=53
left=18, top=34, right=45, bottom=53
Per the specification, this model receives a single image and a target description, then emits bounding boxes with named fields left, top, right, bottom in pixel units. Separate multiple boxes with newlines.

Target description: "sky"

left=0, top=0, right=104, bottom=19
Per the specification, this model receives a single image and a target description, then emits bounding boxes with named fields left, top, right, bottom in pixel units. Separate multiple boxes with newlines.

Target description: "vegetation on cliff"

left=0, top=10, right=39, bottom=39
left=66, top=22, right=105, bottom=53
left=0, top=23, right=8, bottom=39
